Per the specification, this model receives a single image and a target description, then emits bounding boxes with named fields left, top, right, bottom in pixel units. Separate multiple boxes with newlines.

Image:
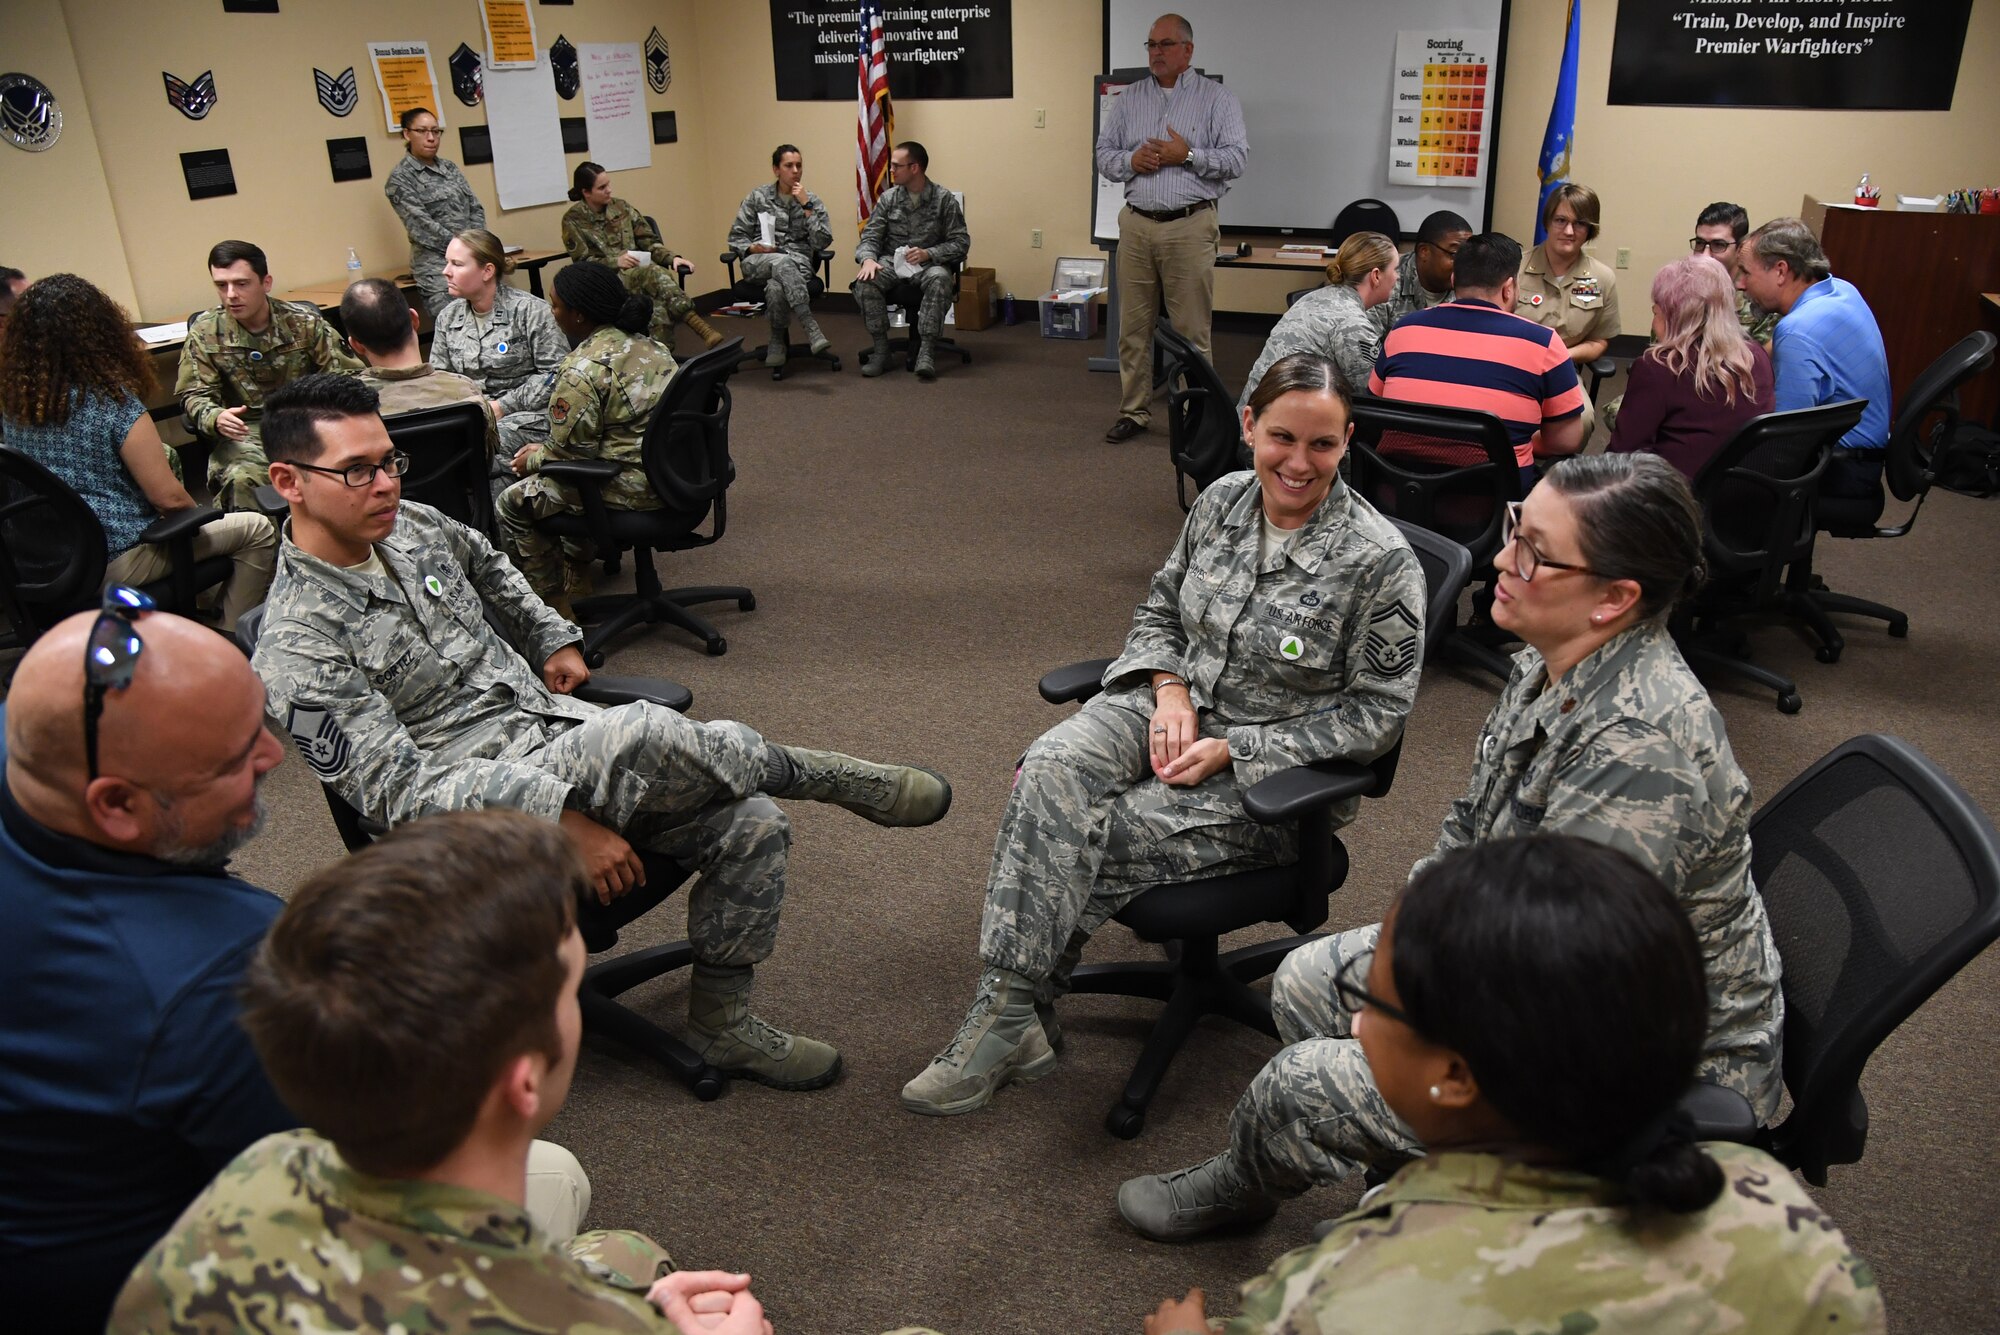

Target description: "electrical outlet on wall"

left=1032, top=229, right=1043, bottom=248
left=1615, top=247, right=1630, bottom=268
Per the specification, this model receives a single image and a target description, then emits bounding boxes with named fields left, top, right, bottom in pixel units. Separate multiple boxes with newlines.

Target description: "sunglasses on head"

left=83, top=585, right=155, bottom=782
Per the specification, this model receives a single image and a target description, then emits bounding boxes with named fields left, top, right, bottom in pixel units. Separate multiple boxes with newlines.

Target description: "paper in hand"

left=891, top=246, right=923, bottom=279
left=625, top=249, right=652, bottom=268
left=758, top=212, right=777, bottom=247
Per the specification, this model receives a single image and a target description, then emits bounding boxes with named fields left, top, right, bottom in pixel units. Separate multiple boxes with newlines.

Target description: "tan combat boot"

left=901, top=967, right=1057, bottom=1116
left=683, top=311, right=726, bottom=347
left=686, top=963, right=841, bottom=1091
left=770, top=745, right=950, bottom=826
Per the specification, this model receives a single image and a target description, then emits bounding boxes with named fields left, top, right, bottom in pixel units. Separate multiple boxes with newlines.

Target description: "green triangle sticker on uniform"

left=1280, top=635, right=1304, bottom=661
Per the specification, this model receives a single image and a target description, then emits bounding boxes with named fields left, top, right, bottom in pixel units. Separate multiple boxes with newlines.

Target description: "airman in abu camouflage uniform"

left=253, top=377, right=950, bottom=1089
left=176, top=295, right=362, bottom=512
left=108, top=1129, right=680, bottom=1334
left=728, top=146, right=836, bottom=367
left=854, top=144, right=971, bottom=380
left=902, top=467, right=1423, bottom=1116
left=1239, top=284, right=1384, bottom=408
left=1127, top=619, right=1785, bottom=1240
left=429, top=282, right=568, bottom=455
left=1203, top=1145, right=1883, bottom=1334
left=494, top=320, right=676, bottom=613
left=562, top=182, right=724, bottom=349
left=383, top=137, right=486, bottom=318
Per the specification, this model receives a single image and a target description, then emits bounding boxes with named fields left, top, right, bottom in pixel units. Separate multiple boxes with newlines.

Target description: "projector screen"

left=1100, top=0, right=1511, bottom=240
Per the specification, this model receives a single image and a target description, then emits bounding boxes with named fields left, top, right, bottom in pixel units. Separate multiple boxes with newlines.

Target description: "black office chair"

left=1388, top=518, right=1475, bottom=668
left=1330, top=198, right=1401, bottom=245
left=1346, top=396, right=1525, bottom=682
left=234, top=604, right=725, bottom=1101
left=1051, top=527, right=1468, bottom=1138
left=1673, top=401, right=1863, bottom=713
left=0, top=448, right=237, bottom=658
left=1153, top=320, right=1247, bottom=510
left=1284, top=285, right=1321, bottom=309
left=383, top=401, right=496, bottom=534
left=532, top=338, right=753, bottom=663
left=1682, top=734, right=2000, bottom=1185
left=720, top=247, right=842, bottom=381
left=854, top=259, right=974, bottom=375
left=1802, top=331, right=1999, bottom=656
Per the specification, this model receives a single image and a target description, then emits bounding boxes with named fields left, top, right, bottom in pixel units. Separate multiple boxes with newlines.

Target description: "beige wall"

left=0, top=0, right=139, bottom=312
left=1495, top=0, right=2000, bottom=336
left=41, top=0, right=713, bottom=322
left=17, top=1, right=2000, bottom=329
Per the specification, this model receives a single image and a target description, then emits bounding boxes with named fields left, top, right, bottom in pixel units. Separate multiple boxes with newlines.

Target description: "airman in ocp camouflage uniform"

left=1128, top=619, right=1785, bottom=1239
left=854, top=169, right=971, bottom=379
left=902, top=469, right=1423, bottom=1116
left=175, top=299, right=362, bottom=511
left=252, top=491, right=948, bottom=1088
left=728, top=174, right=836, bottom=366
left=108, top=1129, right=679, bottom=1335
left=494, top=323, right=677, bottom=613
left=1239, top=284, right=1384, bottom=408
left=1217, top=1145, right=1885, bottom=1335
left=562, top=195, right=723, bottom=348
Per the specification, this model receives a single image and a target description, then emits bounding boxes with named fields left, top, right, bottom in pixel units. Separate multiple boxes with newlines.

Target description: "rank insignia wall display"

left=313, top=65, right=358, bottom=116
left=0, top=73, right=62, bottom=152
left=450, top=42, right=483, bottom=105
left=164, top=69, right=218, bottom=120
left=645, top=27, right=670, bottom=93
left=550, top=35, right=579, bottom=100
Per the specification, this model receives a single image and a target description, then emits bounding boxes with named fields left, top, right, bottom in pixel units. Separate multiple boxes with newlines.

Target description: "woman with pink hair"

left=1607, top=254, right=1773, bottom=478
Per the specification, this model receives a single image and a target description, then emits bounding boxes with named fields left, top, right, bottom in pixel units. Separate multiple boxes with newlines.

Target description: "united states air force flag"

left=1535, top=0, right=1581, bottom=245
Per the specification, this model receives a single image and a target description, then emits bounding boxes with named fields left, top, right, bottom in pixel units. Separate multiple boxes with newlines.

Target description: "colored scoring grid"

left=1418, top=59, right=1488, bottom=178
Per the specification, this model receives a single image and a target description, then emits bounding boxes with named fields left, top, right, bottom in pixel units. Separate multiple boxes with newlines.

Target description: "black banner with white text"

left=771, top=2, right=1013, bottom=100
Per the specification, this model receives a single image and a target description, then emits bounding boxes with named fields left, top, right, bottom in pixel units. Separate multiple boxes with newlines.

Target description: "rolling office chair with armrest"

left=1052, top=520, right=1471, bottom=1139
left=720, top=247, right=842, bottom=381
left=381, top=400, right=498, bottom=535
left=0, top=448, right=237, bottom=659
left=1345, top=396, right=1525, bottom=683
left=854, top=262, right=974, bottom=375
left=532, top=338, right=753, bottom=662
left=1802, top=331, right=1998, bottom=655
left=1673, top=400, right=1863, bottom=713
left=234, top=604, right=727, bottom=1101
left=1152, top=320, right=1247, bottom=511
left=1679, top=734, right=2000, bottom=1185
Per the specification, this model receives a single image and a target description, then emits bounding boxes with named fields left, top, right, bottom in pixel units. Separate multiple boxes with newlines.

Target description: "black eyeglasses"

left=1143, top=39, right=1186, bottom=50
left=1500, top=501, right=1598, bottom=583
left=84, top=585, right=155, bottom=782
left=1333, top=948, right=1414, bottom=1029
left=1688, top=237, right=1737, bottom=255
left=289, top=451, right=412, bottom=488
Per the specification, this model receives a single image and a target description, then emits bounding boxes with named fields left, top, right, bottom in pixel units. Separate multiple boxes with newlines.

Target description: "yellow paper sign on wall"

left=481, top=0, right=539, bottom=70
left=367, top=41, right=444, bottom=134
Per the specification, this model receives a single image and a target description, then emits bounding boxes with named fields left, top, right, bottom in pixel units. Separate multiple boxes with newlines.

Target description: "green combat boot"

left=901, top=968, right=1056, bottom=1115
left=862, top=330, right=894, bottom=377
left=763, top=313, right=789, bottom=368
left=1117, top=1152, right=1279, bottom=1243
left=802, top=315, right=832, bottom=357
left=771, top=745, right=950, bottom=826
left=686, top=963, right=841, bottom=1091
left=914, top=340, right=937, bottom=382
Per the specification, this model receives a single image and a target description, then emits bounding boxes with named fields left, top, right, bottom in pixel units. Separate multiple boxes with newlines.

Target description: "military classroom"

left=3, top=1, right=1999, bottom=1333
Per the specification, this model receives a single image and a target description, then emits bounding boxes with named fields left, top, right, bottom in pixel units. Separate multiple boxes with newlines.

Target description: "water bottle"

left=346, top=247, right=363, bottom=281
left=1002, top=291, right=1017, bottom=326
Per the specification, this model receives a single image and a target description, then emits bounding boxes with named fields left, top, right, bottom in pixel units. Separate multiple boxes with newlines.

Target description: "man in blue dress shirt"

left=1737, top=216, right=1894, bottom=498
left=1094, top=13, right=1249, bottom=444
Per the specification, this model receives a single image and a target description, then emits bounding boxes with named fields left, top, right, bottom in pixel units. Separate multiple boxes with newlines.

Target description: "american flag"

left=854, top=1, right=894, bottom=230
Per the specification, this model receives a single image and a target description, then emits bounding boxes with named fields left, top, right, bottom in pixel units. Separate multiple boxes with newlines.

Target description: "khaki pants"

left=525, top=1139, right=592, bottom=1240
left=104, top=511, right=276, bottom=632
left=1115, top=203, right=1221, bottom=425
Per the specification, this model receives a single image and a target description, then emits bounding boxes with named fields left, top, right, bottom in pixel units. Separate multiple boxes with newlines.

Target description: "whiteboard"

left=1102, top=0, right=1509, bottom=237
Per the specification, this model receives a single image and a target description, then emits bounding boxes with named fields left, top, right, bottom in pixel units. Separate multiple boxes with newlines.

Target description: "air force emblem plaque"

left=550, top=35, right=579, bottom=100
left=450, top=42, right=483, bottom=107
left=313, top=66, right=358, bottom=117
left=0, top=73, right=62, bottom=152
left=163, top=69, right=218, bottom=121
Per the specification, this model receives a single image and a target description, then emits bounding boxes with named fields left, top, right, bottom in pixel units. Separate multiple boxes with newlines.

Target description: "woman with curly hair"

left=0, top=274, right=275, bottom=630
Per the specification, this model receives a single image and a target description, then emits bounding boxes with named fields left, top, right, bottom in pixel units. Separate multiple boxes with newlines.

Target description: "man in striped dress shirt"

left=1095, top=13, right=1249, bottom=444
left=1367, top=232, right=1587, bottom=490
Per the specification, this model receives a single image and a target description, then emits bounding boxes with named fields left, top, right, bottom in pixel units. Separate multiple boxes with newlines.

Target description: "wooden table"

left=1087, top=245, right=1333, bottom=373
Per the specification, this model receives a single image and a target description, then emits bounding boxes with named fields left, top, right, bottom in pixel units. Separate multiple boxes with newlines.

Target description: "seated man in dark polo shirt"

left=0, top=605, right=291, bottom=1333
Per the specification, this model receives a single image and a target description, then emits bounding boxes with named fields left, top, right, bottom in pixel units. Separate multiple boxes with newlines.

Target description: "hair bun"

left=566, top=186, right=583, bottom=202
left=616, top=293, right=653, bottom=335
left=1624, top=1137, right=1725, bottom=1215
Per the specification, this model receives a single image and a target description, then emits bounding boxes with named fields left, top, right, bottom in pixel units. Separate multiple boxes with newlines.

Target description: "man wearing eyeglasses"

left=1096, top=13, right=1249, bottom=444
left=0, top=605, right=293, bottom=1332
left=251, top=373, right=953, bottom=1094
left=1690, top=202, right=1778, bottom=348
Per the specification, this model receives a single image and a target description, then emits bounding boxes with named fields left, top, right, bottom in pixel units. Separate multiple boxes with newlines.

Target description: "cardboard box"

left=956, top=266, right=997, bottom=331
